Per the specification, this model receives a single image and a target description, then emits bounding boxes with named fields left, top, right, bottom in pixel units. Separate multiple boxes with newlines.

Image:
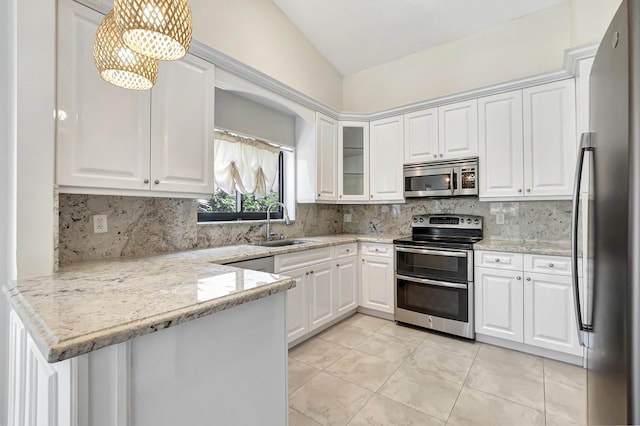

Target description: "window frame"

left=197, top=151, right=284, bottom=222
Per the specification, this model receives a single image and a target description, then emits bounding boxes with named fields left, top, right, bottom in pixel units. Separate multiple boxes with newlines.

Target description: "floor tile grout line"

left=288, top=406, right=321, bottom=425
left=543, top=360, right=548, bottom=426
left=444, top=341, right=482, bottom=424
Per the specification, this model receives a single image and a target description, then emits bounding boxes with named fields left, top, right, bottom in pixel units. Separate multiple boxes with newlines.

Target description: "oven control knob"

left=473, top=219, right=480, bottom=224
left=419, top=218, right=424, bottom=223
left=413, top=218, right=418, bottom=223
left=466, top=219, right=472, bottom=224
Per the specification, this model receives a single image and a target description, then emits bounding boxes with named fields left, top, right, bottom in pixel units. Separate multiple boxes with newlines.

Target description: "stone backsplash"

left=58, top=195, right=571, bottom=265
left=342, top=198, right=572, bottom=242
left=58, top=194, right=343, bottom=265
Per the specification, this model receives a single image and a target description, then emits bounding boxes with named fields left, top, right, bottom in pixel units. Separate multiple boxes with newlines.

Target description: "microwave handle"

left=450, top=168, right=455, bottom=196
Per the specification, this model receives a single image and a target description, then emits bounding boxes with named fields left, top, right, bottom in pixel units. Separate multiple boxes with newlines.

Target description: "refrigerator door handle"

left=572, top=132, right=595, bottom=347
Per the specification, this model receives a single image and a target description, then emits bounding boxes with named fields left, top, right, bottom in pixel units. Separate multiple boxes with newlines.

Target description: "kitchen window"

left=198, top=131, right=287, bottom=222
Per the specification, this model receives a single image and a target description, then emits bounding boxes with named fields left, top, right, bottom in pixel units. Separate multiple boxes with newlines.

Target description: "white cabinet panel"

left=338, top=121, right=369, bottom=202
left=56, top=0, right=150, bottom=191
left=404, top=108, right=439, bottom=163
left=150, top=55, right=215, bottom=194
left=308, top=262, right=335, bottom=330
left=9, top=311, right=26, bottom=426
left=369, top=116, right=404, bottom=201
left=361, top=249, right=394, bottom=314
left=523, top=80, right=577, bottom=197
left=316, top=113, right=338, bottom=201
left=475, top=267, right=524, bottom=342
left=438, top=100, right=478, bottom=160
left=524, top=272, right=582, bottom=356
left=285, top=269, right=309, bottom=342
left=478, top=91, right=524, bottom=198
left=335, top=258, right=358, bottom=315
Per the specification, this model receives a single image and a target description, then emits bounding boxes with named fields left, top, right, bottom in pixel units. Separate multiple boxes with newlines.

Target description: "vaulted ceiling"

left=271, top=0, right=567, bottom=76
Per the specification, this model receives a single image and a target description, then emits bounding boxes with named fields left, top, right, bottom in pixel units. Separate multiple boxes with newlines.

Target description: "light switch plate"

left=343, top=213, right=352, bottom=223
left=93, top=215, right=108, bottom=233
left=496, top=213, right=505, bottom=225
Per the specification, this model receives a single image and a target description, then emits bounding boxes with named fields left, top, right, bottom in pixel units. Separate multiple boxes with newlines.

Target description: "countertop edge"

left=10, top=277, right=295, bottom=363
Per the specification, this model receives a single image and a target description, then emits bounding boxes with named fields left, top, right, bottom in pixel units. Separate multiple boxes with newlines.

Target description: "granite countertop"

left=6, top=234, right=402, bottom=363
left=474, top=239, right=572, bottom=257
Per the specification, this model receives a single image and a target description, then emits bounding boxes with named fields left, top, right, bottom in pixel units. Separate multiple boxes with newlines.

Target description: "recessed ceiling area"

left=271, top=0, right=567, bottom=76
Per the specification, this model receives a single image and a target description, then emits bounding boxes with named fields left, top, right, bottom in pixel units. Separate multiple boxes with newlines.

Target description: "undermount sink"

left=254, top=239, right=317, bottom=247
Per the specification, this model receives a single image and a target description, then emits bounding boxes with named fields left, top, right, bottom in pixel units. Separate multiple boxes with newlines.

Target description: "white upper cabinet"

left=523, top=79, right=577, bottom=197
left=369, top=116, right=404, bottom=201
left=57, top=0, right=151, bottom=191
left=478, top=90, right=524, bottom=198
left=56, top=0, right=215, bottom=197
left=316, top=113, right=339, bottom=201
left=338, top=121, right=369, bottom=202
left=150, top=56, right=215, bottom=194
left=438, top=100, right=478, bottom=160
left=404, top=108, right=439, bottom=164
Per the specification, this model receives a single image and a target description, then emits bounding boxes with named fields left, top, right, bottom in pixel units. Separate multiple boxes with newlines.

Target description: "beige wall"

left=191, top=0, right=343, bottom=110
left=343, top=0, right=621, bottom=113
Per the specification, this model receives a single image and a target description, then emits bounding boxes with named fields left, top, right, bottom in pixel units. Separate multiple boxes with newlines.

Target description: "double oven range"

left=393, top=214, right=483, bottom=340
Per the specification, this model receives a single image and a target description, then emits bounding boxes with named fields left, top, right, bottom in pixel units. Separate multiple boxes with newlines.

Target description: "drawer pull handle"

left=526, top=277, right=531, bottom=281
left=548, top=263, right=554, bottom=267
left=516, top=276, right=521, bottom=280
left=495, top=258, right=500, bottom=263
left=310, top=270, right=314, bottom=274
left=336, top=264, right=339, bottom=267
left=144, top=179, right=149, bottom=184
left=346, top=249, right=350, bottom=252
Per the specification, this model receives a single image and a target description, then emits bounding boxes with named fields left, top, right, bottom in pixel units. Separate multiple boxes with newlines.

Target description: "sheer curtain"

left=213, top=131, right=280, bottom=198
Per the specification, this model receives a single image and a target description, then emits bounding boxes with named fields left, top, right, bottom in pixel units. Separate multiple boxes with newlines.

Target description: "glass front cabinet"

left=338, top=121, right=369, bottom=202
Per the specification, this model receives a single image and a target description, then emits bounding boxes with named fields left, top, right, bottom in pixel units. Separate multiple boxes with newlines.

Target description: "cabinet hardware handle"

left=346, top=249, right=350, bottom=252
left=318, top=194, right=321, bottom=197
left=336, top=264, right=340, bottom=267
left=526, top=188, right=531, bottom=192
left=310, top=270, right=314, bottom=274
left=305, top=272, right=309, bottom=276
left=548, top=263, right=554, bottom=267
left=433, top=154, right=437, bottom=158
left=526, top=277, right=531, bottom=281
left=370, top=195, right=373, bottom=198
left=518, top=189, right=522, bottom=193
left=516, top=276, right=521, bottom=280
left=495, top=258, right=500, bottom=262
left=154, top=179, right=160, bottom=184
left=339, top=195, right=342, bottom=198
left=440, top=154, right=443, bottom=157
left=144, top=179, right=149, bottom=184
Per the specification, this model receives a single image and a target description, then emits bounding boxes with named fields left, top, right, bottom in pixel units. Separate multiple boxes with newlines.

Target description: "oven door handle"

left=396, top=274, right=468, bottom=289
left=395, top=246, right=467, bottom=258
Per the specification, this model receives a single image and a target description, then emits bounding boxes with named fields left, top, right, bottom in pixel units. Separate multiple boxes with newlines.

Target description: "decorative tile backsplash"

left=58, top=195, right=571, bottom=265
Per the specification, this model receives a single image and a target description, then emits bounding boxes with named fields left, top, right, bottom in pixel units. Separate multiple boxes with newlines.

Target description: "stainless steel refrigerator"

left=572, top=1, right=640, bottom=424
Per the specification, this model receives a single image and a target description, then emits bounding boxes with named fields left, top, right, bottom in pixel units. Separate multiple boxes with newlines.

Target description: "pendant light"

left=94, top=10, right=159, bottom=90
left=114, top=0, right=192, bottom=61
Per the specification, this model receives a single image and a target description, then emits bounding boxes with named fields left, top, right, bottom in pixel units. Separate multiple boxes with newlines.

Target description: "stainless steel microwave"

left=403, top=157, right=478, bottom=198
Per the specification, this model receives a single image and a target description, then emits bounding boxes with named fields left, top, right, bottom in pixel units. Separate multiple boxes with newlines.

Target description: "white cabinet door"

left=523, top=272, right=583, bottom=356
left=308, top=262, right=335, bottom=330
left=338, top=121, right=369, bottom=202
left=150, top=55, right=215, bottom=195
left=475, top=267, right=524, bottom=342
left=285, top=268, right=309, bottom=343
left=335, top=257, right=358, bottom=315
left=316, top=113, right=338, bottom=201
left=523, top=80, right=577, bottom=197
left=361, top=255, right=394, bottom=314
left=369, top=116, right=404, bottom=201
left=438, top=100, right=478, bottom=160
left=56, top=0, right=151, bottom=191
left=478, top=90, right=524, bottom=198
left=404, top=108, right=439, bottom=163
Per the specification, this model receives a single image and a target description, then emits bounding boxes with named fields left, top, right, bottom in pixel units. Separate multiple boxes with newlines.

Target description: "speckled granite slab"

left=7, top=234, right=403, bottom=363
left=474, top=239, right=572, bottom=256
left=7, top=259, right=294, bottom=363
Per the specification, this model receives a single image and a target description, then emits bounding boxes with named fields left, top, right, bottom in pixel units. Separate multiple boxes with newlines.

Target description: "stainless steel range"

left=393, top=214, right=483, bottom=339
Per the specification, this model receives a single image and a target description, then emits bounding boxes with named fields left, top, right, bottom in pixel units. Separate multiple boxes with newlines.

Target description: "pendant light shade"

left=94, top=10, right=159, bottom=90
left=114, top=0, right=192, bottom=61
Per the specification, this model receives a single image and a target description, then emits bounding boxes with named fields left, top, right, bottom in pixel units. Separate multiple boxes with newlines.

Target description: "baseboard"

left=356, top=307, right=394, bottom=321
left=476, top=334, right=585, bottom=366
left=288, top=308, right=358, bottom=349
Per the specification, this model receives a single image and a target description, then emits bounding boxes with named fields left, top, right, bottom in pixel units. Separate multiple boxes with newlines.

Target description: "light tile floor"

left=288, top=313, right=586, bottom=426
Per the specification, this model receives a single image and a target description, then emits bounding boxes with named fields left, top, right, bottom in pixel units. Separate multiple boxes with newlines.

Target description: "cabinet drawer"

left=360, top=243, right=392, bottom=258
left=275, top=247, right=333, bottom=272
left=475, top=250, right=523, bottom=270
left=335, top=243, right=358, bottom=258
left=524, top=254, right=572, bottom=276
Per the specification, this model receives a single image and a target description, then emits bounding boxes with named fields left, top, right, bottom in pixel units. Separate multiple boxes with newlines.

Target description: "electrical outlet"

left=496, top=213, right=505, bottom=225
left=93, top=215, right=108, bottom=233
left=343, top=213, right=352, bottom=223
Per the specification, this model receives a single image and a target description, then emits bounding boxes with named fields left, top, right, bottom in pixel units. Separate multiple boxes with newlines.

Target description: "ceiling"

left=271, top=0, right=567, bottom=76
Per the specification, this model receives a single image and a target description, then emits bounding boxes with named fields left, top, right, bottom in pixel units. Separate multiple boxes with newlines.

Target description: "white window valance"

left=214, top=130, right=280, bottom=198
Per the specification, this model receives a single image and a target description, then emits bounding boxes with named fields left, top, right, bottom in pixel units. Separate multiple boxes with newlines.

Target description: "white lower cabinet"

left=360, top=243, right=395, bottom=314
left=276, top=244, right=359, bottom=344
left=475, top=250, right=582, bottom=357
left=475, top=267, right=524, bottom=342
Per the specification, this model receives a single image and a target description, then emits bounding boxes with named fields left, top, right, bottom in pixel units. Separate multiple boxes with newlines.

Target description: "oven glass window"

left=397, top=278, right=468, bottom=322
left=396, top=250, right=469, bottom=284
left=405, top=174, right=454, bottom=192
